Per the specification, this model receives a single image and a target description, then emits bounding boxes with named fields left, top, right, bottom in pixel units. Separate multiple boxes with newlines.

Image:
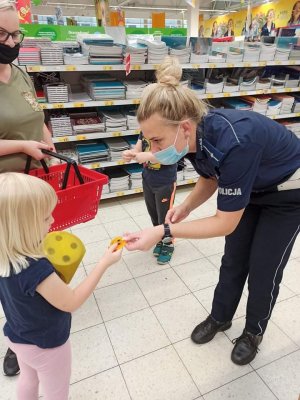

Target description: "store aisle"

left=0, top=187, right=299, bottom=400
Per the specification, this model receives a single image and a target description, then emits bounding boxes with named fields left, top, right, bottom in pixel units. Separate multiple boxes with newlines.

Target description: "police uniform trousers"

left=211, top=188, right=300, bottom=335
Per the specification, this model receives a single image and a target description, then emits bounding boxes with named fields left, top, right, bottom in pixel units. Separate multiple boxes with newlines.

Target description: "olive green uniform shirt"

left=0, top=65, right=45, bottom=172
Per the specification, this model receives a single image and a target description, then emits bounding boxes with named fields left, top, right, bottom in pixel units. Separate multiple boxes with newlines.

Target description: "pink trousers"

left=6, top=338, right=71, bottom=400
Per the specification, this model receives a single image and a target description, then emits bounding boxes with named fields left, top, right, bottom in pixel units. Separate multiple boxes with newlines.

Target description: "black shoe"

left=231, top=329, right=263, bottom=365
left=3, top=348, right=20, bottom=377
left=191, top=315, right=232, bottom=344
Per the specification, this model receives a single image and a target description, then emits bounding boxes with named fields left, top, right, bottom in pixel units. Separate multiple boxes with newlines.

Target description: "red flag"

left=125, top=53, right=131, bottom=76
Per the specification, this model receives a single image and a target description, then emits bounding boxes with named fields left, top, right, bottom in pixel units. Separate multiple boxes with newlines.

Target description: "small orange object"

left=110, top=236, right=126, bottom=250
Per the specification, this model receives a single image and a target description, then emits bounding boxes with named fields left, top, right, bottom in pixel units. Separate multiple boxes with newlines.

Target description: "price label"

left=65, top=65, right=76, bottom=71
left=259, top=62, right=266, bottom=67
left=187, top=179, right=195, bottom=184
left=104, top=100, right=114, bottom=106
left=91, top=162, right=100, bottom=169
left=53, top=103, right=64, bottom=109
left=112, top=131, right=121, bottom=137
left=73, top=102, right=85, bottom=108
left=275, top=61, right=282, bottom=65
left=192, top=64, right=200, bottom=69
left=132, top=65, right=141, bottom=70
left=240, top=91, right=247, bottom=96
left=209, top=63, right=216, bottom=68
left=117, top=160, right=125, bottom=165
left=223, top=92, right=230, bottom=97
left=244, top=63, right=251, bottom=67
left=57, top=137, right=69, bottom=142
left=103, top=65, right=112, bottom=70
left=134, top=188, right=143, bottom=193
left=153, top=64, right=159, bottom=69
left=134, top=129, right=140, bottom=134
left=40, top=104, right=47, bottom=109
left=76, top=135, right=86, bottom=141
left=116, top=191, right=125, bottom=196
left=271, top=88, right=277, bottom=93
left=285, top=88, right=292, bottom=92
left=29, top=66, right=41, bottom=72
left=290, top=60, right=296, bottom=65
left=206, top=94, right=214, bottom=98
left=132, top=99, right=140, bottom=105
left=296, top=113, right=300, bottom=117
left=227, top=63, right=234, bottom=68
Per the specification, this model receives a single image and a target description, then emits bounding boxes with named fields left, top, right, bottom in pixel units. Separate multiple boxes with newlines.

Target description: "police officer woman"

left=124, top=57, right=300, bottom=365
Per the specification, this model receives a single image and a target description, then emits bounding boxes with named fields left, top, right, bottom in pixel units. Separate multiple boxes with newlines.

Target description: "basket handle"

left=25, top=149, right=84, bottom=190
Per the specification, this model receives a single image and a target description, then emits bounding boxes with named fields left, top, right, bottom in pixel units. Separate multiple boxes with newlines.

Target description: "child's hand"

left=122, top=149, right=137, bottom=162
left=134, top=152, right=151, bottom=164
left=102, top=243, right=123, bottom=267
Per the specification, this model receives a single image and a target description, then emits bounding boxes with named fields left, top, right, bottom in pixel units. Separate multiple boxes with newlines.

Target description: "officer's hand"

left=165, top=204, right=190, bottom=224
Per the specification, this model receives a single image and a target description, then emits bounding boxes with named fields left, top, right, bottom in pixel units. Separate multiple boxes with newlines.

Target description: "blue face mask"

left=154, top=125, right=189, bottom=165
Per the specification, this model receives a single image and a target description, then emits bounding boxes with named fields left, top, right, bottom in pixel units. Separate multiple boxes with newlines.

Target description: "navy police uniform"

left=186, top=109, right=300, bottom=335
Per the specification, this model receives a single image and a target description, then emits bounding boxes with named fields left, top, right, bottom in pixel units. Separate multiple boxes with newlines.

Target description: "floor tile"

left=85, top=259, right=132, bottom=289
left=203, top=372, right=276, bottom=400
left=106, top=308, right=170, bottom=364
left=243, top=282, right=296, bottom=303
left=169, top=240, right=205, bottom=267
left=282, top=257, right=300, bottom=294
left=94, top=279, right=148, bottom=321
left=71, top=294, right=103, bottom=333
left=173, top=258, right=219, bottom=292
left=194, top=286, right=248, bottom=320
left=257, top=350, right=300, bottom=400
left=225, top=317, right=298, bottom=369
left=271, top=296, right=300, bottom=346
left=123, top=250, right=166, bottom=278
left=72, top=223, right=109, bottom=244
left=0, top=372, right=18, bottom=400
left=0, top=302, right=4, bottom=318
left=152, top=294, right=208, bottom=343
left=290, top=235, right=300, bottom=259
left=174, top=335, right=252, bottom=394
left=0, top=318, right=7, bottom=358
left=134, top=213, right=153, bottom=230
left=82, top=239, right=111, bottom=266
left=98, top=202, right=130, bottom=224
left=136, top=268, right=190, bottom=306
left=192, top=237, right=225, bottom=257
left=70, top=324, right=117, bottom=384
left=103, top=217, right=140, bottom=239
left=122, top=199, right=149, bottom=217
left=69, top=367, right=131, bottom=400
left=121, top=346, right=200, bottom=400
left=206, top=254, right=223, bottom=269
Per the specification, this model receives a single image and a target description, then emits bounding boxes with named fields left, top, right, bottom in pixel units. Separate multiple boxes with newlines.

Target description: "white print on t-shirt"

left=218, top=187, right=242, bottom=195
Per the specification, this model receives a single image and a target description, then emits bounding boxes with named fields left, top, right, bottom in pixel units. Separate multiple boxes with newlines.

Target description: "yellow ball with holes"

left=43, top=231, right=86, bottom=284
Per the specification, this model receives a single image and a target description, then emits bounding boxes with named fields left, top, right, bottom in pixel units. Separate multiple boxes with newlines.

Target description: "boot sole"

left=191, top=321, right=232, bottom=344
left=231, top=352, right=257, bottom=366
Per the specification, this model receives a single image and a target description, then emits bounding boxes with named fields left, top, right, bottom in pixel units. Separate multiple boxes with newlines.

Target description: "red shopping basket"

left=25, top=150, right=108, bottom=231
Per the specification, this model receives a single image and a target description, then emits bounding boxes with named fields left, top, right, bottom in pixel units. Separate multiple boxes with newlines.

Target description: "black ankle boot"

left=3, top=348, right=20, bottom=377
left=231, top=329, right=263, bottom=365
left=191, top=315, right=232, bottom=344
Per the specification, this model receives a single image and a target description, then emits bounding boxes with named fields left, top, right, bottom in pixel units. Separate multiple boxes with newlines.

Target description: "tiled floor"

left=1, top=187, right=299, bottom=400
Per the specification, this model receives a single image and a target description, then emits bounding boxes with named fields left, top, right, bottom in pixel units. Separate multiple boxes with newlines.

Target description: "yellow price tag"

left=153, top=64, right=159, bottom=69
left=76, top=135, right=86, bottom=141
left=192, top=64, right=200, bottom=68
left=132, top=99, right=140, bottom=105
left=244, top=63, right=251, bottom=67
left=53, top=103, right=64, bottom=109
left=112, top=131, right=121, bottom=137
left=187, top=179, right=195, bottom=184
left=116, top=191, right=125, bottom=196
left=259, top=62, right=266, bottom=67
left=65, top=65, right=76, bottom=71
left=104, top=101, right=114, bottom=106
left=117, top=160, right=125, bottom=165
left=57, top=137, right=69, bottom=142
left=134, top=129, right=140, bottom=134
left=240, top=91, right=247, bottom=96
left=296, top=113, right=300, bottom=117
left=73, top=102, right=85, bottom=108
left=275, top=61, right=282, bottom=65
left=29, top=66, right=41, bottom=72
left=290, top=60, right=296, bottom=65
left=132, top=65, right=141, bottom=70
left=223, top=92, right=230, bottom=97
left=227, top=63, right=234, bottom=68
left=103, top=65, right=112, bottom=70
left=91, top=163, right=100, bottom=169
left=209, top=63, right=216, bottom=68
left=206, top=94, right=214, bottom=98
left=134, top=188, right=143, bottom=193
left=285, top=88, right=292, bottom=92
left=40, top=104, right=47, bottom=110
left=271, top=88, right=277, bottom=93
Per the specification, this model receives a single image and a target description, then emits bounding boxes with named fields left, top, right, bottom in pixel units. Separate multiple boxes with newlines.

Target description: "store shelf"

left=52, top=129, right=140, bottom=143
left=102, top=178, right=197, bottom=200
left=82, top=159, right=137, bottom=169
left=25, top=60, right=299, bottom=73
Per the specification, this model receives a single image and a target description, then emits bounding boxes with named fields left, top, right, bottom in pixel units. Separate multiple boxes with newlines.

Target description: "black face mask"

left=0, top=43, right=20, bottom=64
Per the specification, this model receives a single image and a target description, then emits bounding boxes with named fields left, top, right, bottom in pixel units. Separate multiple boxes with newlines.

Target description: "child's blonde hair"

left=137, top=56, right=208, bottom=125
left=0, top=0, right=16, bottom=11
left=0, top=173, right=57, bottom=277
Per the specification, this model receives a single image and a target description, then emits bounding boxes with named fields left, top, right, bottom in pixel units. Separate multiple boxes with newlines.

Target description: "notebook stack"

left=76, top=141, right=109, bottom=164
left=222, top=98, right=252, bottom=111
left=292, top=95, right=300, bottom=113
left=183, top=159, right=199, bottom=180
left=189, top=37, right=211, bottom=64
left=125, top=42, right=148, bottom=64
left=44, top=83, right=69, bottom=103
left=240, top=95, right=271, bottom=115
left=124, top=80, right=148, bottom=99
left=208, top=51, right=226, bottom=63
left=240, top=77, right=257, bottom=92
left=259, top=43, right=276, bottom=61
left=106, top=167, right=130, bottom=192
left=280, top=119, right=300, bottom=138
left=206, top=78, right=224, bottom=94
left=49, top=113, right=73, bottom=137
left=256, top=77, right=271, bottom=90
left=126, top=109, right=139, bottom=130
left=243, top=43, right=260, bottom=62
left=78, top=33, right=123, bottom=65
left=64, top=53, right=89, bottom=65
left=21, top=37, right=51, bottom=48
left=40, top=46, right=64, bottom=65
left=272, top=95, right=295, bottom=114
left=18, top=47, right=41, bottom=65
left=124, top=164, right=143, bottom=189
left=124, top=135, right=138, bottom=149
left=82, top=74, right=125, bottom=101
left=226, top=47, right=244, bottom=63
left=102, top=137, right=130, bottom=161
left=101, top=110, right=127, bottom=132
left=223, top=78, right=240, bottom=93
left=137, top=37, right=168, bottom=64
left=266, top=99, right=282, bottom=116
left=70, top=112, right=105, bottom=134
left=162, top=36, right=190, bottom=64
left=289, top=45, right=300, bottom=60
left=284, top=68, right=300, bottom=88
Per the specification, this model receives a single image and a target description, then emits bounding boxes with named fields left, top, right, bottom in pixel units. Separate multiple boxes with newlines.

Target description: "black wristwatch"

left=162, top=223, right=173, bottom=244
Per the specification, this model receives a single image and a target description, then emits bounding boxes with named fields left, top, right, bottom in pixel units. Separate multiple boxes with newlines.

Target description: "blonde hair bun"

left=156, top=56, right=182, bottom=87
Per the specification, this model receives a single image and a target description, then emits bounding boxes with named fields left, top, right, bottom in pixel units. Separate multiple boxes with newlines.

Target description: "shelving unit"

left=26, top=60, right=300, bottom=199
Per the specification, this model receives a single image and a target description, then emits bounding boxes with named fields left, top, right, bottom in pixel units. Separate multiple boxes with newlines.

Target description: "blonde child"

left=0, top=172, right=122, bottom=400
